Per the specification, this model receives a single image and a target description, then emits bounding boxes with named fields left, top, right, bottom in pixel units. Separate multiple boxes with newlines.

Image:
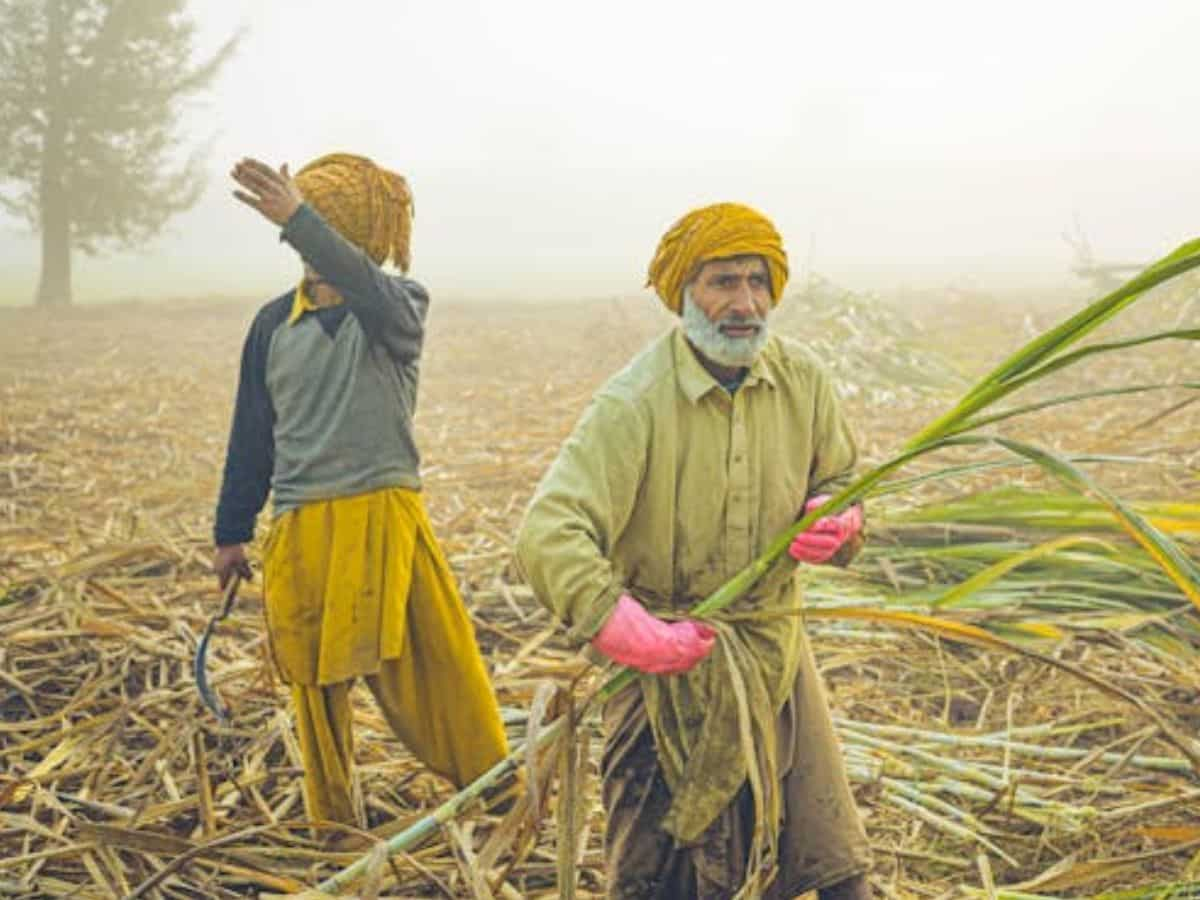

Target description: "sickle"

left=195, top=574, right=242, bottom=721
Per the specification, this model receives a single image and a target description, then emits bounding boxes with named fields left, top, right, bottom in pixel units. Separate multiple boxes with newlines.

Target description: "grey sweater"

left=214, top=203, right=430, bottom=545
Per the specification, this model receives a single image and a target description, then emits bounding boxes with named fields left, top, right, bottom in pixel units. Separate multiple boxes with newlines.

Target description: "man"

left=213, top=153, right=509, bottom=830
left=515, top=202, right=872, bottom=899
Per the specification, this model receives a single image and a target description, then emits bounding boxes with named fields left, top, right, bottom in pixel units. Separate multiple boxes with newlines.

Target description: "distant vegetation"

left=0, top=0, right=239, bottom=305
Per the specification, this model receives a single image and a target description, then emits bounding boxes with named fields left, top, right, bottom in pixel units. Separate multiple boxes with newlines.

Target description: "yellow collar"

left=288, top=281, right=344, bottom=325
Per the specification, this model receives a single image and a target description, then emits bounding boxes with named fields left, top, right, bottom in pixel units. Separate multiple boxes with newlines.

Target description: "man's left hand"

left=231, top=157, right=303, bottom=226
left=788, top=495, right=864, bottom=565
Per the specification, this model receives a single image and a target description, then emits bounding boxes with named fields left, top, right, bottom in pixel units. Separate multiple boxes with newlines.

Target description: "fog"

left=2, top=0, right=1199, bottom=304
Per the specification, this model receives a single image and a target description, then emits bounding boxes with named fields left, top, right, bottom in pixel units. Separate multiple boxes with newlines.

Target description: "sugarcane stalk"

left=920, top=776, right=1083, bottom=826
left=884, top=793, right=1020, bottom=867
left=880, top=776, right=992, bottom=831
left=837, top=719, right=1193, bottom=773
left=316, top=719, right=565, bottom=893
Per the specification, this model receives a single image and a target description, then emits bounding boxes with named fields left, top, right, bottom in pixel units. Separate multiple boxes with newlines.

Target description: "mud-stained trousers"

left=602, top=635, right=871, bottom=899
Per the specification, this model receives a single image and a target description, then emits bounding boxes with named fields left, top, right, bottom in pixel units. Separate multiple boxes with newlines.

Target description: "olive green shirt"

left=515, top=327, right=859, bottom=842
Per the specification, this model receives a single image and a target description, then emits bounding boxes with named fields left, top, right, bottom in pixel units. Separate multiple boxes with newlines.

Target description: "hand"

left=213, top=544, right=253, bottom=589
left=591, top=594, right=716, bottom=675
left=788, top=495, right=864, bottom=565
left=231, top=157, right=304, bottom=226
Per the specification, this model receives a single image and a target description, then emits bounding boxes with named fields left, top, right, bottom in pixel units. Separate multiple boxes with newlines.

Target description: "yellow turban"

left=294, top=153, right=413, bottom=272
left=646, top=202, right=788, bottom=314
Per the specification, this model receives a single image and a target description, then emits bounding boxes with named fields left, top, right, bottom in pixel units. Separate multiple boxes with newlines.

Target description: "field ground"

left=1, top=281, right=1198, bottom=898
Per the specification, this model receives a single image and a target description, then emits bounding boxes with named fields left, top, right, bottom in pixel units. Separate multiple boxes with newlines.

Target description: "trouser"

left=291, top=652, right=507, bottom=825
left=602, top=640, right=871, bottom=899
left=263, top=488, right=509, bottom=825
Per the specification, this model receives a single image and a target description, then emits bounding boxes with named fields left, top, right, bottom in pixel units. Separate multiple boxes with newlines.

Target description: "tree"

left=0, top=0, right=239, bottom=305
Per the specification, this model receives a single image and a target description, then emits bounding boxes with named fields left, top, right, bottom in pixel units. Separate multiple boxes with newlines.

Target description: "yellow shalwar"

left=263, top=487, right=508, bottom=825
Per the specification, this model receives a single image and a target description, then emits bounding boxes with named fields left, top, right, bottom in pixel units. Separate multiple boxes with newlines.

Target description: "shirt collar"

left=673, top=328, right=776, bottom=404
left=287, top=280, right=344, bottom=325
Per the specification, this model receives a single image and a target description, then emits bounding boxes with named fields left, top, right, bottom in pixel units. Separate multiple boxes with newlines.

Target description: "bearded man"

left=213, top=154, right=509, bottom=830
left=515, top=203, right=872, bottom=899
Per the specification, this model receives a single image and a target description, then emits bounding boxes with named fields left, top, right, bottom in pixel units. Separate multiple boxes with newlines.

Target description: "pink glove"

left=788, top=495, right=864, bottom=564
left=591, top=594, right=716, bottom=675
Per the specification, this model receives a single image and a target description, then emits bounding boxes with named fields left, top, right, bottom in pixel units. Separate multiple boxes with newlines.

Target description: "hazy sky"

left=3, top=0, right=1199, bottom=303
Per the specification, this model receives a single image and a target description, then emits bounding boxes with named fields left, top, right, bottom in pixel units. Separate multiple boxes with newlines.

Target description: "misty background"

left=2, top=0, right=1198, bottom=305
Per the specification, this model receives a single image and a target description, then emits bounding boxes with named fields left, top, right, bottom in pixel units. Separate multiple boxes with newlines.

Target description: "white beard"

left=681, top=290, right=770, bottom=368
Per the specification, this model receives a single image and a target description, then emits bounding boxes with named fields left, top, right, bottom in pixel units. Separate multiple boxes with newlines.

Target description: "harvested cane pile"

left=2, top=282, right=1199, bottom=898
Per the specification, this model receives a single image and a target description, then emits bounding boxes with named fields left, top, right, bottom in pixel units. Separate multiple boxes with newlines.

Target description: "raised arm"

left=282, top=203, right=429, bottom=361
left=230, top=157, right=428, bottom=362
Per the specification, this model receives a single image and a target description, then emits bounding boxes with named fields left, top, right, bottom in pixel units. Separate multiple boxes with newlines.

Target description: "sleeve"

left=514, top=394, right=649, bottom=645
left=213, top=315, right=277, bottom=546
left=808, top=366, right=859, bottom=496
left=807, top=366, right=865, bottom=567
left=280, top=203, right=430, bottom=362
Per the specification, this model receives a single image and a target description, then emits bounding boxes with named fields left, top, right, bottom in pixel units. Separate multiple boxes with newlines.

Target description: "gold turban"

left=294, top=153, right=413, bottom=272
left=646, top=202, right=788, bottom=314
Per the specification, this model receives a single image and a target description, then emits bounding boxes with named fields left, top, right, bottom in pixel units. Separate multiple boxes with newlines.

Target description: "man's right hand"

left=591, top=594, right=716, bottom=675
left=213, top=544, right=253, bottom=589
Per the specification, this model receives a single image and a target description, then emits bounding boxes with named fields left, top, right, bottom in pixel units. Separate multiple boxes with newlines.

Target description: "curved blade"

left=194, top=575, right=241, bottom=721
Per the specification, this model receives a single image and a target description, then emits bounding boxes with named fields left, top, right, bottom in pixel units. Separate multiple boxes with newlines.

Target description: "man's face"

left=302, top=263, right=326, bottom=290
left=688, top=256, right=773, bottom=330
left=302, top=263, right=342, bottom=305
left=681, top=256, right=772, bottom=368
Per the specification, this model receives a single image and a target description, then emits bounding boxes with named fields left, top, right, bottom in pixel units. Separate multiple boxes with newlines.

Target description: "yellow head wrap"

left=294, top=153, right=413, bottom=272
left=646, top=202, right=788, bottom=314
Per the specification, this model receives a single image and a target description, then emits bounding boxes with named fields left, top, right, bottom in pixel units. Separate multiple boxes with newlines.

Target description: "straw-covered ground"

left=1, top=280, right=1198, bottom=899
